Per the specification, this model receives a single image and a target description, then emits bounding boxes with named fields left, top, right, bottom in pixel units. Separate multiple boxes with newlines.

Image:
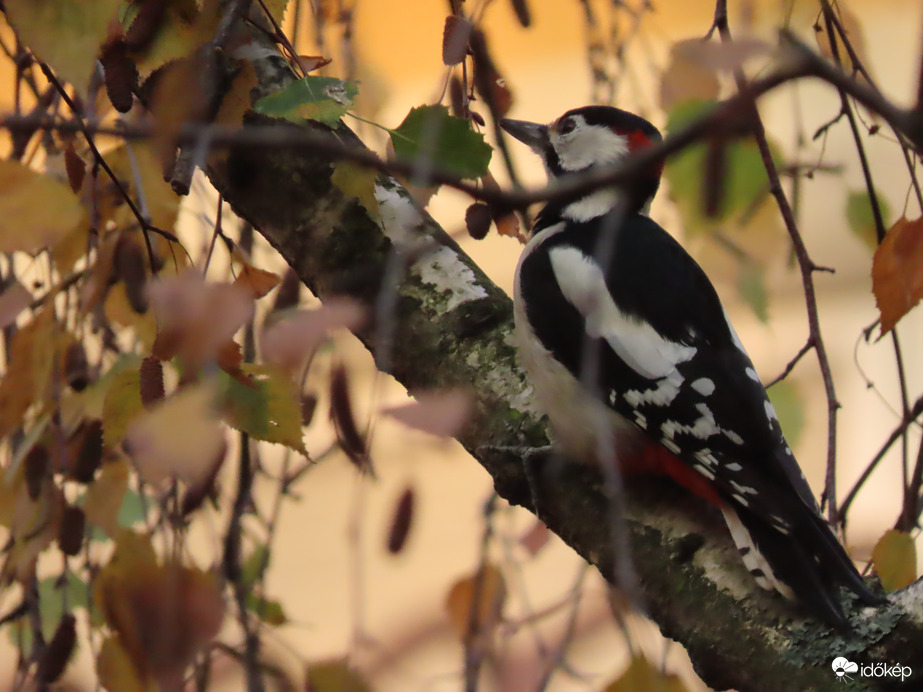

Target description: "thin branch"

left=765, top=339, right=814, bottom=389
left=712, top=1, right=843, bottom=522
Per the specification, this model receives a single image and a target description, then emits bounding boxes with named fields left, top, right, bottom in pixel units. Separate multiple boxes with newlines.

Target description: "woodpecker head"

left=500, top=106, right=663, bottom=218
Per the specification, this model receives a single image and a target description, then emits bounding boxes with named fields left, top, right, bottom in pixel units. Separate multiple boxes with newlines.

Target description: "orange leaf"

left=872, top=216, right=923, bottom=333
left=234, top=262, right=282, bottom=299
left=871, top=529, right=917, bottom=593
left=95, top=533, right=225, bottom=691
left=445, top=564, right=506, bottom=640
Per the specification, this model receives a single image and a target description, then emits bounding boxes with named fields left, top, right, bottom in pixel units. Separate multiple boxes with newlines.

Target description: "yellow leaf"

left=127, top=2, right=219, bottom=78
left=0, top=307, right=57, bottom=438
left=49, top=216, right=91, bottom=275
left=0, top=160, right=86, bottom=254
left=102, top=366, right=145, bottom=448
left=2, top=467, right=64, bottom=584
left=306, top=659, right=372, bottom=692
left=4, top=0, right=122, bottom=89
left=125, top=383, right=225, bottom=486
left=331, top=161, right=381, bottom=219
left=222, top=364, right=307, bottom=453
left=445, top=564, right=506, bottom=640
left=604, top=655, right=689, bottom=692
left=84, top=460, right=130, bottom=538
left=97, top=636, right=154, bottom=692
left=871, top=529, right=917, bottom=593
left=872, top=216, right=923, bottom=334
left=105, top=283, right=157, bottom=350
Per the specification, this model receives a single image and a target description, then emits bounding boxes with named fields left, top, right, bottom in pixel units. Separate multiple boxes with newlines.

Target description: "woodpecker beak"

left=499, top=118, right=549, bottom=153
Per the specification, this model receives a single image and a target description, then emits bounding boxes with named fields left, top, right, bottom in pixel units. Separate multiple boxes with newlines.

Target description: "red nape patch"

left=626, top=130, right=652, bottom=151
left=620, top=442, right=723, bottom=507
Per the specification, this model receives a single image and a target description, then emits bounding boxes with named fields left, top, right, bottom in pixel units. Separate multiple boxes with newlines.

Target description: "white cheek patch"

left=548, top=246, right=697, bottom=381
left=553, top=124, right=630, bottom=172
left=563, top=190, right=623, bottom=222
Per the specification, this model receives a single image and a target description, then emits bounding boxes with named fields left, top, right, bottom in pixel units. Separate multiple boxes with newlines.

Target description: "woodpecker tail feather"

left=725, top=503, right=884, bottom=628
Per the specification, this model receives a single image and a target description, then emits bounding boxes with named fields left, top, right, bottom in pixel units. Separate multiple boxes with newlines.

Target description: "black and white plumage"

left=501, top=105, right=883, bottom=627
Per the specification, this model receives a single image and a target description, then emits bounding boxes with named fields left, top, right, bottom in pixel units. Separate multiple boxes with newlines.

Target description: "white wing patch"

left=548, top=246, right=696, bottom=380
left=691, top=377, right=715, bottom=396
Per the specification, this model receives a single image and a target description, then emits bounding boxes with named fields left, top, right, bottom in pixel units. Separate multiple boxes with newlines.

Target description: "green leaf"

left=241, top=544, right=271, bottom=589
left=222, top=364, right=306, bottom=453
left=872, top=529, right=917, bottom=593
left=847, top=189, right=890, bottom=250
left=253, top=75, right=359, bottom=125
left=9, top=573, right=88, bottom=657
left=767, top=379, right=804, bottom=449
left=737, top=266, right=768, bottom=323
left=664, top=100, right=775, bottom=229
left=245, top=593, right=288, bottom=626
left=390, top=105, right=492, bottom=180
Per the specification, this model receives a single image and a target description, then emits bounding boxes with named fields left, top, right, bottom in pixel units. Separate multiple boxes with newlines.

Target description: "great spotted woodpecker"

left=501, top=105, right=883, bottom=627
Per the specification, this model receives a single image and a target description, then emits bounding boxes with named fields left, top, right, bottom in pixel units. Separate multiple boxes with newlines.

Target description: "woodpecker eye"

left=558, top=118, right=576, bottom=135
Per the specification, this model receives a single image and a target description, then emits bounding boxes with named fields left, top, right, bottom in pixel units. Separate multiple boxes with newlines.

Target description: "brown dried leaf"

left=261, top=300, right=365, bottom=373
left=3, top=469, right=63, bottom=583
left=330, top=364, right=373, bottom=476
left=482, top=172, right=524, bottom=242
left=0, top=280, right=32, bottom=329
left=387, top=486, right=415, bottom=554
left=872, top=216, right=923, bottom=334
left=63, top=143, right=86, bottom=193
left=443, top=16, right=473, bottom=66
left=95, top=535, right=226, bottom=691
left=871, top=529, right=917, bottom=593
left=297, top=55, right=332, bottom=73
left=37, top=614, right=77, bottom=684
left=445, top=564, right=506, bottom=640
left=465, top=203, right=492, bottom=240
left=382, top=389, right=471, bottom=438
left=471, top=30, right=513, bottom=118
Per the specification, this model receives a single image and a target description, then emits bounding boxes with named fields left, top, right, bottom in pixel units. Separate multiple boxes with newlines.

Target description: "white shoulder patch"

left=547, top=246, right=696, bottom=379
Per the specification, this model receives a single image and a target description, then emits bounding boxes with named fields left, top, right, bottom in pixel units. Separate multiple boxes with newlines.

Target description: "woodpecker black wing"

left=517, top=210, right=882, bottom=624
